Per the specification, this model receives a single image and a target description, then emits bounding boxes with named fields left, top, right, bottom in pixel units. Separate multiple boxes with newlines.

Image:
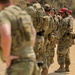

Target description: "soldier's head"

left=0, top=0, right=12, bottom=10
left=44, top=4, right=50, bottom=14
left=44, top=4, right=50, bottom=11
left=59, top=8, right=69, bottom=18
left=50, top=8, right=56, bottom=16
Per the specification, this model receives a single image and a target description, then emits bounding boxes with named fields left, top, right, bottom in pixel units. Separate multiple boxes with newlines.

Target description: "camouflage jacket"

left=58, top=16, right=73, bottom=39
left=57, top=16, right=74, bottom=48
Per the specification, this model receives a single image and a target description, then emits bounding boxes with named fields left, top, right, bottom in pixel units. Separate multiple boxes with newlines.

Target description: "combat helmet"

left=44, top=4, right=50, bottom=12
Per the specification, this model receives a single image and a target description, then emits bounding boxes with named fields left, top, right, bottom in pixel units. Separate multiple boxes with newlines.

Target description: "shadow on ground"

left=48, top=72, right=69, bottom=75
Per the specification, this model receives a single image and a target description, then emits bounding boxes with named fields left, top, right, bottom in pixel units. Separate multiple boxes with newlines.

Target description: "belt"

left=11, top=58, right=36, bottom=65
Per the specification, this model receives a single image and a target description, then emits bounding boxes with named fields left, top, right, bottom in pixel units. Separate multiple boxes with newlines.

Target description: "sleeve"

left=0, top=14, right=11, bottom=26
left=68, top=18, right=73, bottom=32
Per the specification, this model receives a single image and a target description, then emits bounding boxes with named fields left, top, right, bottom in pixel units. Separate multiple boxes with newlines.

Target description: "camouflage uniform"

left=26, top=2, right=51, bottom=75
left=56, top=15, right=62, bottom=24
left=47, top=15, right=59, bottom=64
left=57, top=15, right=73, bottom=66
left=43, top=15, right=55, bottom=67
left=43, top=4, right=56, bottom=67
left=0, top=5, right=40, bottom=75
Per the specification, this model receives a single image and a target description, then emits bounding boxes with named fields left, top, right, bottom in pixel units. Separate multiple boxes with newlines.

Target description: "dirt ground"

left=0, top=19, right=75, bottom=75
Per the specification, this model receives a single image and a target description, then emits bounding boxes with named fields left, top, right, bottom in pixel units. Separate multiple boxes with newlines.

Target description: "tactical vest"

left=0, top=6, right=35, bottom=58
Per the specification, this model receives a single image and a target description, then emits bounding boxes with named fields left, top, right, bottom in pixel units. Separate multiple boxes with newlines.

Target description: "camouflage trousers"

left=46, top=45, right=55, bottom=67
left=57, top=36, right=72, bottom=65
left=57, top=48, right=70, bottom=65
left=34, top=35, right=48, bottom=69
left=6, top=59, right=40, bottom=75
left=45, top=35, right=56, bottom=67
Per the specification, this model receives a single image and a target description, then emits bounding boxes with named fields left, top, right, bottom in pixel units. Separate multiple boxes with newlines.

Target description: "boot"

left=65, top=64, right=70, bottom=72
left=41, top=68, right=48, bottom=75
left=55, top=64, right=66, bottom=73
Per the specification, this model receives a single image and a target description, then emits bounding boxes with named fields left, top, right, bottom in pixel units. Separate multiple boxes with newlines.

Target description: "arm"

left=0, top=23, right=18, bottom=67
left=32, top=26, right=36, bottom=48
left=69, top=18, right=73, bottom=32
left=0, top=23, right=11, bottom=60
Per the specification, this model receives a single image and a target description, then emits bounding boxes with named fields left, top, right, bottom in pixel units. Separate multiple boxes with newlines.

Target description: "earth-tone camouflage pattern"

left=46, top=15, right=59, bottom=66
left=43, top=4, right=57, bottom=66
left=0, top=5, right=40, bottom=75
left=46, top=34, right=56, bottom=66
left=57, top=15, right=73, bottom=65
left=12, top=0, right=28, bottom=5
left=34, top=35, right=48, bottom=67
left=26, top=2, right=45, bottom=32
left=43, top=15, right=55, bottom=67
left=34, top=35, right=45, bottom=61
left=57, top=48, right=70, bottom=65
left=57, top=15, right=73, bottom=39
left=56, top=15, right=62, bottom=24
left=53, top=15, right=59, bottom=32
left=42, top=15, right=54, bottom=36
left=7, top=59, right=40, bottom=75
left=16, top=0, right=48, bottom=72
left=26, top=2, right=49, bottom=69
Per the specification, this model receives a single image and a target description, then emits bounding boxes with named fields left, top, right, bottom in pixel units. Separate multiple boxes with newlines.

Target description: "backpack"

left=1, top=6, right=34, bottom=51
left=26, top=2, right=45, bottom=32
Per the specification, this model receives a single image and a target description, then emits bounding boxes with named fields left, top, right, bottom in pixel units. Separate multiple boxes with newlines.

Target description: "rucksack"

left=26, top=2, right=46, bottom=32
left=1, top=6, right=34, bottom=51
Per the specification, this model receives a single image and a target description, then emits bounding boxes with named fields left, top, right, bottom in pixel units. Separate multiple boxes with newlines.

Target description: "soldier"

left=55, top=8, right=74, bottom=73
left=44, top=4, right=50, bottom=16
left=49, top=8, right=59, bottom=64
left=44, top=4, right=55, bottom=67
left=0, top=0, right=40, bottom=75
left=26, top=1, right=49, bottom=75
left=17, top=0, right=49, bottom=75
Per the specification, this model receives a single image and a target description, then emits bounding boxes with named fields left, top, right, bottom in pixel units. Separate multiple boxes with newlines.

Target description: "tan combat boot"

left=41, top=67, right=48, bottom=75
left=65, top=64, right=70, bottom=72
left=55, top=64, right=66, bottom=73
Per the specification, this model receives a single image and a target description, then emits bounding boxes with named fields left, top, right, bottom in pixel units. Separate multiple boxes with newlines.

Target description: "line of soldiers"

left=15, top=0, right=75, bottom=74
left=16, top=0, right=60, bottom=75
left=0, top=0, right=75, bottom=75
